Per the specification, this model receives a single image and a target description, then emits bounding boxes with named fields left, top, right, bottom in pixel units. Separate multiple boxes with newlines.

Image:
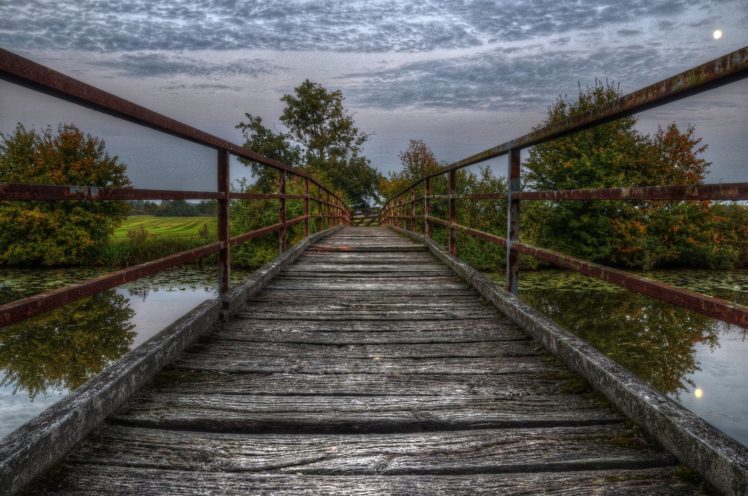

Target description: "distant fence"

left=0, top=49, right=350, bottom=328
left=380, top=47, right=748, bottom=329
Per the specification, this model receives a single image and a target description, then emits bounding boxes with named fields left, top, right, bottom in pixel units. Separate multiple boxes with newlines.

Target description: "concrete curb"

left=390, top=225, right=748, bottom=496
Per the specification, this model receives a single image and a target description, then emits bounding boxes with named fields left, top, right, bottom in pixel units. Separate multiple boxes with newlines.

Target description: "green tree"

left=0, top=124, right=131, bottom=266
left=272, top=80, right=381, bottom=206
left=523, top=82, right=732, bottom=269
left=380, top=139, right=442, bottom=200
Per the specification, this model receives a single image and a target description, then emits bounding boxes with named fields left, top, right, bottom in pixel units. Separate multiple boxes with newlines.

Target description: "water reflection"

left=522, top=288, right=720, bottom=395
left=508, top=269, right=748, bottom=446
left=0, top=291, right=135, bottom=398
left=0, top=265, right=249, bottom=437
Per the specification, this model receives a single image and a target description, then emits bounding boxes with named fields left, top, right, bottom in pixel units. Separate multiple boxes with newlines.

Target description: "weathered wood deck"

left=26, top=227, right=704, bottom=494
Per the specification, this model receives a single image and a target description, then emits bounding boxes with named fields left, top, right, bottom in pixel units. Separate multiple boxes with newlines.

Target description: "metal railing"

left=380, top=47, right=748, bottom=329
left=0, top=49, right=351, bottom=328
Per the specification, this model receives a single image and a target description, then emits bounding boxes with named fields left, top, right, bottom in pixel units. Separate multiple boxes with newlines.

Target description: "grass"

left=111, top=216, right=216, bottom=241
left=103, top=216, right=217, bottom=266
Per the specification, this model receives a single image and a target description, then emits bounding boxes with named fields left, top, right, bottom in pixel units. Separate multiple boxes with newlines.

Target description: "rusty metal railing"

left=0, top=49, right=351, bottom=328
left=380, top=47, right=748, bottom=329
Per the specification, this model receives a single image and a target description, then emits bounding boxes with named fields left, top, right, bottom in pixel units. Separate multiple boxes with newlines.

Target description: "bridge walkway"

left=28, top=227, right=702, bottom=494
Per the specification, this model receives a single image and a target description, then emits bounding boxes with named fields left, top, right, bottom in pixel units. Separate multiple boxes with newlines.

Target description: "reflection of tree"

left=523, top=290, right=720, bottom=396
left=0, top=291, right=135, bottom=398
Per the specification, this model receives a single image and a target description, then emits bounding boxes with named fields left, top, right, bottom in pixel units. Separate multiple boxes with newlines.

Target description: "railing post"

left=279, top=170, right=287, bottom=253
left=448, top=169, right=456, bottom=255
left=325, top=191, right=330, bottom=229
left=304, top=178, right=310, bottom=237
left=411, top=189, right=416, bottom=232
left=217, top=149, right=230, bottom=294
left=316, top=185, right=323, bottom=232
left=506, top=148, right=521, bottom=294
left=424, top=177, right=431, bottom=239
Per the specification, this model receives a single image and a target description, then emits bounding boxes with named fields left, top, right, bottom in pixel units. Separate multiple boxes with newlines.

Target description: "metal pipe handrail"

left=380, top=46, right=748, bottom=329
left=0, top=49, right=351, bottom=330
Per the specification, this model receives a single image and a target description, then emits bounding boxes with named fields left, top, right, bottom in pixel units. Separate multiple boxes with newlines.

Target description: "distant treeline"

left=128, top=199, right=217, bottom=217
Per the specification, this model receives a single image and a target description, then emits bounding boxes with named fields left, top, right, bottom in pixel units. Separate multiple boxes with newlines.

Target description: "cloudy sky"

left=0, top=0, right=746, bottom=192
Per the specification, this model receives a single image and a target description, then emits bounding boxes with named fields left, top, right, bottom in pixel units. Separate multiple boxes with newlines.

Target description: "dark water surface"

left=0, top=265, right=248, bottom=437
left=489, top=269, right=748, bottom=447
left=1, top=266, right=746, bottom=449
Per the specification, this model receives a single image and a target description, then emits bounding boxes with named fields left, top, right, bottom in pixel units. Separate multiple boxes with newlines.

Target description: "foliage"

left=379, top=139, right=442, bottom=200
left=230, top=176, right=316, bottom=269
left=0, top=124, right=131, bottom=266
left=0, top=290, right=135, bottom=398
left=129, top=199, right=217, bottom=217
left=237, top=80, right=382, bottom=207
left=523, top=81, right=737, bottom=270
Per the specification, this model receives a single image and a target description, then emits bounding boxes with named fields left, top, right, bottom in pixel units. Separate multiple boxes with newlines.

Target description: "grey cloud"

left=92, top=53, right=286, bottom=77
left=0, top=0, right=710, bottom=53
left=339, top=45, right=681, bottom=111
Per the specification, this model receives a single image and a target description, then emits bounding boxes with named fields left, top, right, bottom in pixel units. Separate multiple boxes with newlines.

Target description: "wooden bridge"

left=1, top=49, right=748, bottom=495
left=16, top=227, right=706, bottom=494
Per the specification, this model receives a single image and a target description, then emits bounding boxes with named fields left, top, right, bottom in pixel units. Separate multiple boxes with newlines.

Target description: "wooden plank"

left=211, top=326, right=529, bottom=344
left=220, top=318, right=524, bottom=336
left=32, top=467, right=705, bottom=495
left=234, top=309, right=500, bottom=321
left=182, top=341, right=540, bottom=360
left=63, top=425, right=671, bottom=472
left=112, top=393, right=620, bottom=432
left=174, top=355, right=558, bottom=375
left=266, top=281, right=470, bottom=291
left=285, top=264, right=450, bottom=271
left=247, top=292, right=485, bottom=304
left=144, top=369, right=581, bottom=397
left=243, top=300, right=491, bottom=311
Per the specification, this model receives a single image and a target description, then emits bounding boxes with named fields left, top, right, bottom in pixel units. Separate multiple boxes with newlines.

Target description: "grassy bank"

left=112, top=216, right=216, bottom=240
left=103, top=216, right=217, bottom=266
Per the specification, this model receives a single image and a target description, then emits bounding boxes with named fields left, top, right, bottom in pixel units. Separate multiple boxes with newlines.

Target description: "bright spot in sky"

left=713, top=29, right=723, bottom=40
left=694, top=388, right=704, bottom=399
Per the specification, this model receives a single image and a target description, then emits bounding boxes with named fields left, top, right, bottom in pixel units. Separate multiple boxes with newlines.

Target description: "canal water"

left=0, top=265, right=746, bottom=448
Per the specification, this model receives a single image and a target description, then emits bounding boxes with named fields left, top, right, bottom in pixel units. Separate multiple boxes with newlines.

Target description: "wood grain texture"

left=64, top=424, right=671, bottom=473
left=29, top=468, right=706, bottom=495
left=26, top=227, right=702, bottom=495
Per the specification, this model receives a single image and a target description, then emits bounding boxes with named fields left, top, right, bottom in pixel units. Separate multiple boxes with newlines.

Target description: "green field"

left=111, top=216, right=216, bottom=240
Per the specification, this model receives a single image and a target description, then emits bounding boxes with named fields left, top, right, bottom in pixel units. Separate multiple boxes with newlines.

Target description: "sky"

left=0, top=0, right=746, bottom=193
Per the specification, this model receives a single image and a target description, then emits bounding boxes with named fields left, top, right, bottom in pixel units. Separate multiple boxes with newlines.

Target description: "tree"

left=0, top=124, right=131, bottom=266
left=380, top=139, right=442, bottom=200
left=523, top=81, right=733, bottom=269
left=237, top=80, right=381, bottom=206
left=280, top=80, right=381, bottom=207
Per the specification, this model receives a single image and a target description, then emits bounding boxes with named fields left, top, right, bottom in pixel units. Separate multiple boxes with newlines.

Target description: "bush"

left=0, top=124, right=131, bottom=266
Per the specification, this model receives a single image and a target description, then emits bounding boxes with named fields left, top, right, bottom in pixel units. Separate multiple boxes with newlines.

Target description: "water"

left=490, top=269, right=748, bottom=447
left=0, top=265, right=248, bottom=437
left=1, top=266, right=746, bottom=449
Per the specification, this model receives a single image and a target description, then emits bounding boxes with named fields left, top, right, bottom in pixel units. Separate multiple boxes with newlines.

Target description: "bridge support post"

left=411, top=188, right=416, bottom=232
left=304, top=178, right=310, bottom=237
left=506, top=148, right=521, bottom=294
left=279, top=170, right=287, bottom=253
left=316, top=185, right=322, bottom=232
left=217, top=149, right=231, bottom=294
left=424, top=177, right=431, bottom=238
left=448, top=169, right=457, bottom=255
